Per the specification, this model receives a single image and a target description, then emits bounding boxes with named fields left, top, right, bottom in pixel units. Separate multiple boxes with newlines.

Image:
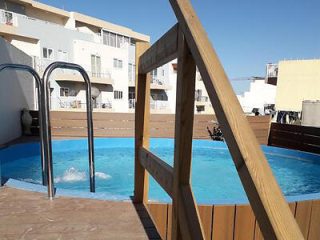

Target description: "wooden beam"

left=171, top=29, right=204, bottom=240
left=134, top=42, right=151, bottom=204
left=139, top=147, right=174, bottom=197
left=177, top=186, right=205, bottom=240
left=139, top=24, right=179, bottom=74
left=169, top=0, right=303, bottom=239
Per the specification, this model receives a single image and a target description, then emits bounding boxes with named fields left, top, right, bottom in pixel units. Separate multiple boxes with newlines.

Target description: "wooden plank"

left=44, top=112, right=269, bottom=143
left=139, top=147, right=174, bottom=197
left=134, top=41, right=151, bottom=204
left=51, top=119, right=134, bottom=129
left=51, top=111, right=135, bottom=121
left=139, top=24, right=179, bottom=74
left=171, top=29, right=204, bottom=240
left=147, top=203, right=169, bottom=240
left=308, top=200, right=320, bottom=240
left=254, top=202, right=296, bottom=240
left=168, top=1, right=303, bottom=238
left=246, top=116, right=271, bottom=123
left=212, top=205, right=235, bottom=240
left=302, top=134, right=320, bottom=146
left=167, top=204, right=173, bottom=240
left=198, top=205, right=213, bottom=240
left=295, top=200, right=313, bottom=239
left=177, top=186, right=205, bottom=240
left=234, top=205, right=255, bottom=240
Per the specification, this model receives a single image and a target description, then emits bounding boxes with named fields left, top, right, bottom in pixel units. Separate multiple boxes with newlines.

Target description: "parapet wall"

left=28, top=111, right=271, bottom=144
left=0, top=37, right=34, bottom=145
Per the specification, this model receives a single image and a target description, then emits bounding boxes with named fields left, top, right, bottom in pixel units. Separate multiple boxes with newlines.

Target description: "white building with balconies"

left=0, top=0, right=150, bottom=112
left=0, top=0, right=217, bottom=114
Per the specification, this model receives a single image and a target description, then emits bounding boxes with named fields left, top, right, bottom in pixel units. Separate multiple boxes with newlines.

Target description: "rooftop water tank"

left=302, top=100, right=320, bottom=127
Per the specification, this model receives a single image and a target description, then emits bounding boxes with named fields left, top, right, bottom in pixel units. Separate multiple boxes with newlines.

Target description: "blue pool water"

left=1, top=138, right=320, bottom=204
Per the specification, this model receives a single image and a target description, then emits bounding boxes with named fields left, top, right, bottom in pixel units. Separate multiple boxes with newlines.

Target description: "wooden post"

left=169, top=0, right=304, bottom=239
left=171, top=30, right=205, bottom=240
left=134, top=42, right=151, bottom=204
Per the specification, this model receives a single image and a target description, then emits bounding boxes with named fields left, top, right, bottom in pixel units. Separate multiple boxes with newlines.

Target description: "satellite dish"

left=91, top=86, right=100, bottom=98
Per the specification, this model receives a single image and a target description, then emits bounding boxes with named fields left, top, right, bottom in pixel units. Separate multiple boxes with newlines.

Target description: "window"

left=91, top=55, right=101, bottom=77
left=151, top=69, right=158, bottom=77
left=196, top=105, right=205, bottom=113
left=114, top=90, right=123, bottom=99
left=57, top=50, right=68, bottom=61
left=113, top=58, right=123, bottom=69
left=128, top=63, right=136, bottom=82
left=43, top=47, right=54, bottom=60
left=195, top=89, right=202, bottom=101
left=60, top=87, right=69, bottom=97
left=102, top=30, right=130, bottom=48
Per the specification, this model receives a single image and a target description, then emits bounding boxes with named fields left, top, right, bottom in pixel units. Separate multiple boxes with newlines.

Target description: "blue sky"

left=39, top=0, right=320, bottom=93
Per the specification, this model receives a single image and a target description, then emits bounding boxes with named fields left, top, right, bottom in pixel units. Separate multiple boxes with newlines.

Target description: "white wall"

left=0, top=37, right=35, bottom=144
left=237, top=80, right=276, bottom=114
left=73, top=39, right=129, bottom=112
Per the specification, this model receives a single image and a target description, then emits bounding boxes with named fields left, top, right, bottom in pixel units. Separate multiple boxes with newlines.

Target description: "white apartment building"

left=0, top=0, right=274, bottom=115
left=0, top=0, right=216, bottom=115
left=0, top=0, right=150, bottom=112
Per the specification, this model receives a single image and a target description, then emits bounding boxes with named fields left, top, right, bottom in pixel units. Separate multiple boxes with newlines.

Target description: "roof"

left=9, top=0, right=150, bottom=42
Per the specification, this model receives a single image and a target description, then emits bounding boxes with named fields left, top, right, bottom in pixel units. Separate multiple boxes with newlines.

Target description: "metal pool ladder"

left=0, top=64, right=47, bottom=186
left=42, top=62, right=95, bottom=199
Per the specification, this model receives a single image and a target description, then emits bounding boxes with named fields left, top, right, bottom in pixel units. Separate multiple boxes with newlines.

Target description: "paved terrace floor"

left=0, top=187, right=160, bottom=240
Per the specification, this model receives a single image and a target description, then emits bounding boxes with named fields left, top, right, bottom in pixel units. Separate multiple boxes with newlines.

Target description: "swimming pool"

left=1, top=138, right=320, bottom=204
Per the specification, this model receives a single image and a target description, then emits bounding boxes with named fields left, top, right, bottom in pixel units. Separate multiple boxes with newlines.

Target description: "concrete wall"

left=0, top=37, right=34, bottom=144
left=237, top=79, right=276, bottom=114
left=275, top=59, right=320, bottom=112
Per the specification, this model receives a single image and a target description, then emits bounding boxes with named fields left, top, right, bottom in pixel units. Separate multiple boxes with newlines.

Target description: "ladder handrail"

left=42, top=61, right=95, bottom=199
left=0, top=64, right=46, bottom=186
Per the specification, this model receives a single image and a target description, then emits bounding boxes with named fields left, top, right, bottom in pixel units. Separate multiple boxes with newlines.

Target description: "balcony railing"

left=151, top=77, right=168, bottom=86
left=150, top=100, right=169, bottom=110
left=129, top=99, right=135, bottom=109
left=195, top=96, right=209, bottom=102
left=55, top=98, right=112, bottom=110
left=33, top=57, right=112, bottom=79
left=0, top=10, right=18, bottom=26
left=266, top=63, right=278, bottom=78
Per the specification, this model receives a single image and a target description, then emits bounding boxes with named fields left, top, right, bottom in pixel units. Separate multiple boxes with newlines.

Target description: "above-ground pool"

left=1, top=138, right=320, bottom=204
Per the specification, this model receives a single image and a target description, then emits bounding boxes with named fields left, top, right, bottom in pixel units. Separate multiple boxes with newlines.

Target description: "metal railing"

left=54, top=98, right=112, bottom=110
left=33, top=58, right=112, bottom=80
left=42, top=62, right=95, bottom=199
left=0, top=64, right=46, bottom=186
left=0, top=10, right=18, bottom=26
left=195, top=96, right=208, bottom=102
left=129, top=99, right=135, bottom=109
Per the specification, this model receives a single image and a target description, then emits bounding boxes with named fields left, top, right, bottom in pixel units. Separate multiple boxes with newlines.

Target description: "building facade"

left=0, top=0, right=149, bottom=112
left=1, top=0, right=274, bottom=116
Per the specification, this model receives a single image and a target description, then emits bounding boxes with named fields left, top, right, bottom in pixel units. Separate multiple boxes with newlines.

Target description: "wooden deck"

left=0, top=187, right=160, bottom=240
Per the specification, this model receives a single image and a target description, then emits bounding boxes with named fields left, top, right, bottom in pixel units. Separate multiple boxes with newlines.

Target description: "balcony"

left=128, top=99, right=135, bottom=109
left=150, top=78, right=171, bottom=90
left=34, top=58, right=114, bottom=85
left=266, top=63, right=278, bottom=85
left=195, top=96, right=209, bottom=103
left=150, top=100, right=170, bottom=111
left=0, top=10, right=18, bottom=36
left=53, top=97, right=112, bottom=110
left=0, top=10, right=18, bottom=26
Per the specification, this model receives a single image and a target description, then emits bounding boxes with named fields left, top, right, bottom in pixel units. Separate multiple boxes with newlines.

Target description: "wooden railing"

left=146, top=199, right=320, bottom=240
left=134, top=0, right=303, bottom=239
left=28, top=111, right=271, bottom=144
left=269, top=123, right=320, bottom=154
